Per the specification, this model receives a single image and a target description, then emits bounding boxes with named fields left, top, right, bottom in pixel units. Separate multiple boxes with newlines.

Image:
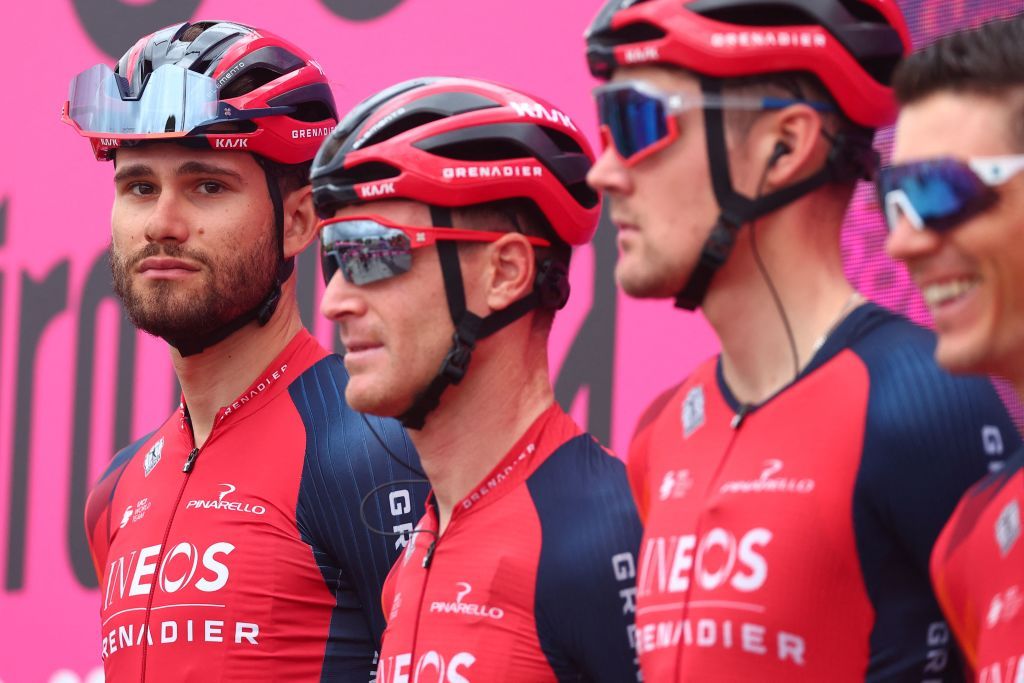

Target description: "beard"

left=109, top=229, right=279, bottom=344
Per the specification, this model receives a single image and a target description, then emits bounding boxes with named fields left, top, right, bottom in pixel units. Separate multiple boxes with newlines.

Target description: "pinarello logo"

left=428, top=581, right=504, bottom=620
left=185, top=483, right=266, bottom=515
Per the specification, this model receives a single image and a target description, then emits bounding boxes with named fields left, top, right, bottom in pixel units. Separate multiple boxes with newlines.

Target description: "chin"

left=933, top=335, right=993, bottom=376
left=344, top=380, right=409, bottom=419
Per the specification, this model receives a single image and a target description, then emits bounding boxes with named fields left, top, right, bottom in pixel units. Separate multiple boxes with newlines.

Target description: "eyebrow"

left=113, top=161, right=245, bottom=184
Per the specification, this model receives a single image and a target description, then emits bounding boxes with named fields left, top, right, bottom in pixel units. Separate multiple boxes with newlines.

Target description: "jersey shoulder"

left=527, top=434, right=643, bottom=681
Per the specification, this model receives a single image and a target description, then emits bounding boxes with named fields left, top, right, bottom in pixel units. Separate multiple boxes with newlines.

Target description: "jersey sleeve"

left=528, top=435, right=643, bottom=682
left=290, top=356, right=429, bottom=676
left=852, top=324, right=1021, bottom=681
left=628, top=382, right=682, bottom=522
left=83, top=433, right=152, bottom=581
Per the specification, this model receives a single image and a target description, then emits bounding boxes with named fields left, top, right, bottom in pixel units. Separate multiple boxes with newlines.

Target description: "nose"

left=885, top=210, right=941, bottom=263
left=586, top=128, right=633, bottom=197
left=143, top=190, right=191, bottom=245
left=319, top=268, right=367, bottom=323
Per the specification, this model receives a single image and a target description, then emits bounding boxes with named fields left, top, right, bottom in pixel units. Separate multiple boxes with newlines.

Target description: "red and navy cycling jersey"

left=629, top=303, right=1019, bottom=682
left=931, top=447, right=1024, bottom=682
left=84, top=330, right=428, bottom=682
left=377, top=403, right=643, bottom=682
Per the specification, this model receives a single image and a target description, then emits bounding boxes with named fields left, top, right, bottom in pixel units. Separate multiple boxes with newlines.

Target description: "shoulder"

left=846, top=307, right=1015, bottom=453
left=85, top=430, right=157, bottom=552
left=527, top=434, right=642, bottom=576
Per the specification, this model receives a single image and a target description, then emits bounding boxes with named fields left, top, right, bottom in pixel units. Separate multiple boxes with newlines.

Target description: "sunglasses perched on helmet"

left=876, top=155, right=1024, bottom=233
left=318, top=215, right=551, bottom=286
left=592, top=80, right=837, bottom=166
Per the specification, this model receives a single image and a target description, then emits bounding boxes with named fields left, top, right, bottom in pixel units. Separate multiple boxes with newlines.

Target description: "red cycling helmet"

left=311, top=77, right=600, bottom=246
left=63, top=20, right=338, bottom=164
left=585, top=0, right=911, bottom=129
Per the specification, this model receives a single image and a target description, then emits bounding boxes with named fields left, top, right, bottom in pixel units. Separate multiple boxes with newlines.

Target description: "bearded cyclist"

left=67, top=21, right=426, bottom=682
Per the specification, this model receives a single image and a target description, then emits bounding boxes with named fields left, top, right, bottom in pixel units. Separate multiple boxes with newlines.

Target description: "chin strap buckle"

left=439, top=327, right=476, bottom=385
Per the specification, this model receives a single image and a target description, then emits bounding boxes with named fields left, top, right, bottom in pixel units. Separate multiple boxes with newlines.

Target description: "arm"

left=529, top=435, right=643, bottom=682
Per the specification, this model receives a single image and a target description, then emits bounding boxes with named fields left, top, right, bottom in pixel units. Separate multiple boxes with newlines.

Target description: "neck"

left=409, top=327, right=553, bottom=535
left=171, top=284, right=304, bottom=447
left=702, top=199, right=857, bottom=405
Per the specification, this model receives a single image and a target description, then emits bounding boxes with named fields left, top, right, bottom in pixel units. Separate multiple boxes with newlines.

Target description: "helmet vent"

left=568, top=181, right=600, bottom=210
left=361, top=111, right=449, bottom=147
left=221, top=67, right=284, bottom=98
left=333, top=161, right=402, bottom=185
left=698, top=4, right=822, bottom=27
left=602, top=21, right=667, bottom=45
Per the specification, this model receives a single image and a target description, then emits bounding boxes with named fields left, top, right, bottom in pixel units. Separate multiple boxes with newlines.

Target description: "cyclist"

left=884, top=14, right=1024, bottom=681
left=584, top=0, right=1020, bottom=679
left=313, top=76, right=643, bottom=682
left=66, top=20, right=426, bottom=681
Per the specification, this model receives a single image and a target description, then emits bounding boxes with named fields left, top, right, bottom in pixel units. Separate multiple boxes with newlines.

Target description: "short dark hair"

left=893, top=15, right=1024, bottom=146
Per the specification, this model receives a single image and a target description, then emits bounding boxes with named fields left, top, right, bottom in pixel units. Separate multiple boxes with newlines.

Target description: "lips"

left=138, top=257, right=201, bottom=275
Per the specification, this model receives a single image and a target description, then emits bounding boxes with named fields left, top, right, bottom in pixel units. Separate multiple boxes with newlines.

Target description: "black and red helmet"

left=585, top=0, right=911, bottom=128
left=63, top=20, right=338, bottom=164
left=311, top=77, right=600, bottom=246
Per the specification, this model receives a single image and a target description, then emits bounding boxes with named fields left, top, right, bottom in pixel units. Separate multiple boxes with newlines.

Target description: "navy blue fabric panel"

left=847, top=306, right=1020, bottom=681
left=87, top=431, right=154, bottom=565
left=527, top=434, right=643, bottom=682
left=289, top=354, right=428, bottom=681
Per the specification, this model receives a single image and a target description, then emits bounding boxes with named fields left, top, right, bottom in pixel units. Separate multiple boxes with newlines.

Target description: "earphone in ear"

left=767, top=141, right=792, bottom=168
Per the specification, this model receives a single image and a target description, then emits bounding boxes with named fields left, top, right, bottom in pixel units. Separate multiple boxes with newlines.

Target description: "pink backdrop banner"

left=1, top=0, right=1021, bottom=681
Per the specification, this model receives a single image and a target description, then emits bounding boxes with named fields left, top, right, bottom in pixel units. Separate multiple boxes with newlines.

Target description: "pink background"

left=1, top=0, right=1021, bottom=681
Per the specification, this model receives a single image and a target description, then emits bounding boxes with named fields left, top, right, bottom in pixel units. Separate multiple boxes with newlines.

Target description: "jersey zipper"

left=673, top=416, right=747, bottom=679
left=137, top=423, right=212, bottom=681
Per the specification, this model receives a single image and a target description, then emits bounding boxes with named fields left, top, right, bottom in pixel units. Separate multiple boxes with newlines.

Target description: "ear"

left=756, top=104, right=827, bottom=189
left=482, top=234, right=536, bottom=313
left=281, top=184, right=319, bottom=259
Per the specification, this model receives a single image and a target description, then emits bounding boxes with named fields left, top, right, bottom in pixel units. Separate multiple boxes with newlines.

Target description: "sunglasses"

left=318, top=215, right=551, bottom=286
left=876, top=155, right=1024, bottom=233
left=593, top=80, right=837, bottom=166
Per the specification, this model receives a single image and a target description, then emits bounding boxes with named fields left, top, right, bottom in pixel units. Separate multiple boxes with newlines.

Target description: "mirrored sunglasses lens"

left=321, top=222, right=413, bottom=286
left=597, top=87, right=667, bottom=160
left=879, top=160, right=991, bottom=232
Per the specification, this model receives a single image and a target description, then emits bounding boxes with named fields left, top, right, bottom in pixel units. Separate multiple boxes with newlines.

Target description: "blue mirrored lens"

left=320, top=220, right=412, bottom=286
left=877, top=159, right=994, bottom=232
left=596, top=87, right=668, bottom=160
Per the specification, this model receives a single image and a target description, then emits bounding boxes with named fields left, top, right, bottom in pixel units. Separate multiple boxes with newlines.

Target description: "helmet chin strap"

left=169, top=158, right=295, bottom=356
left=674, top=76, right=876, bottom=311
left=397, top=205, right=570, bottom=430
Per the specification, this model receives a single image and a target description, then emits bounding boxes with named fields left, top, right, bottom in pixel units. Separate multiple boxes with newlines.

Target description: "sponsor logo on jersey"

left=635, top=616, right=806, bottom=666
left=102, top=619, right=259, bottom=660
left=638, top=527, right=772, bottom=597
left=119, top=497, right=151, bottom=528
left=143, top=437, right=164, bottom=477
left=379, top=651, right=475, bottom=683
left=987, top=585, right=1023, bottom=629
left=719, top=459, right=815, bottom=495
left=682, top=386, right=705, bottom=438
left=186, top=483, right=267, bottom=515
left=389, top=489, right=414, bottom=550
left=509, top=101, right=578, bottom=131
left=441, top=164, right=543, bottom=180
left=710, top=31, right=827, bottom=50
left=429, top=582, right=504, bottom=620
left=659, top=469, right=693, bottom=501
left=983, top=425, right=1007, bottom=473
left=103, top=540, right=235, bottom=611
left=220, top=363, right=288, bottom=420
left=996, top=499, right=1021, bottom=557
left=462, top=443, right=533, bottom=510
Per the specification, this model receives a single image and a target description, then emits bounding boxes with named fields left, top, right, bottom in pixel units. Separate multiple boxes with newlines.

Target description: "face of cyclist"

left=886, top=92, right=1024, bottom=378
left=109, top=144, right=279, bottom=344
left=319, top=200, right=456, bottom=418
left=586, top=66, right=723, bottom=299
